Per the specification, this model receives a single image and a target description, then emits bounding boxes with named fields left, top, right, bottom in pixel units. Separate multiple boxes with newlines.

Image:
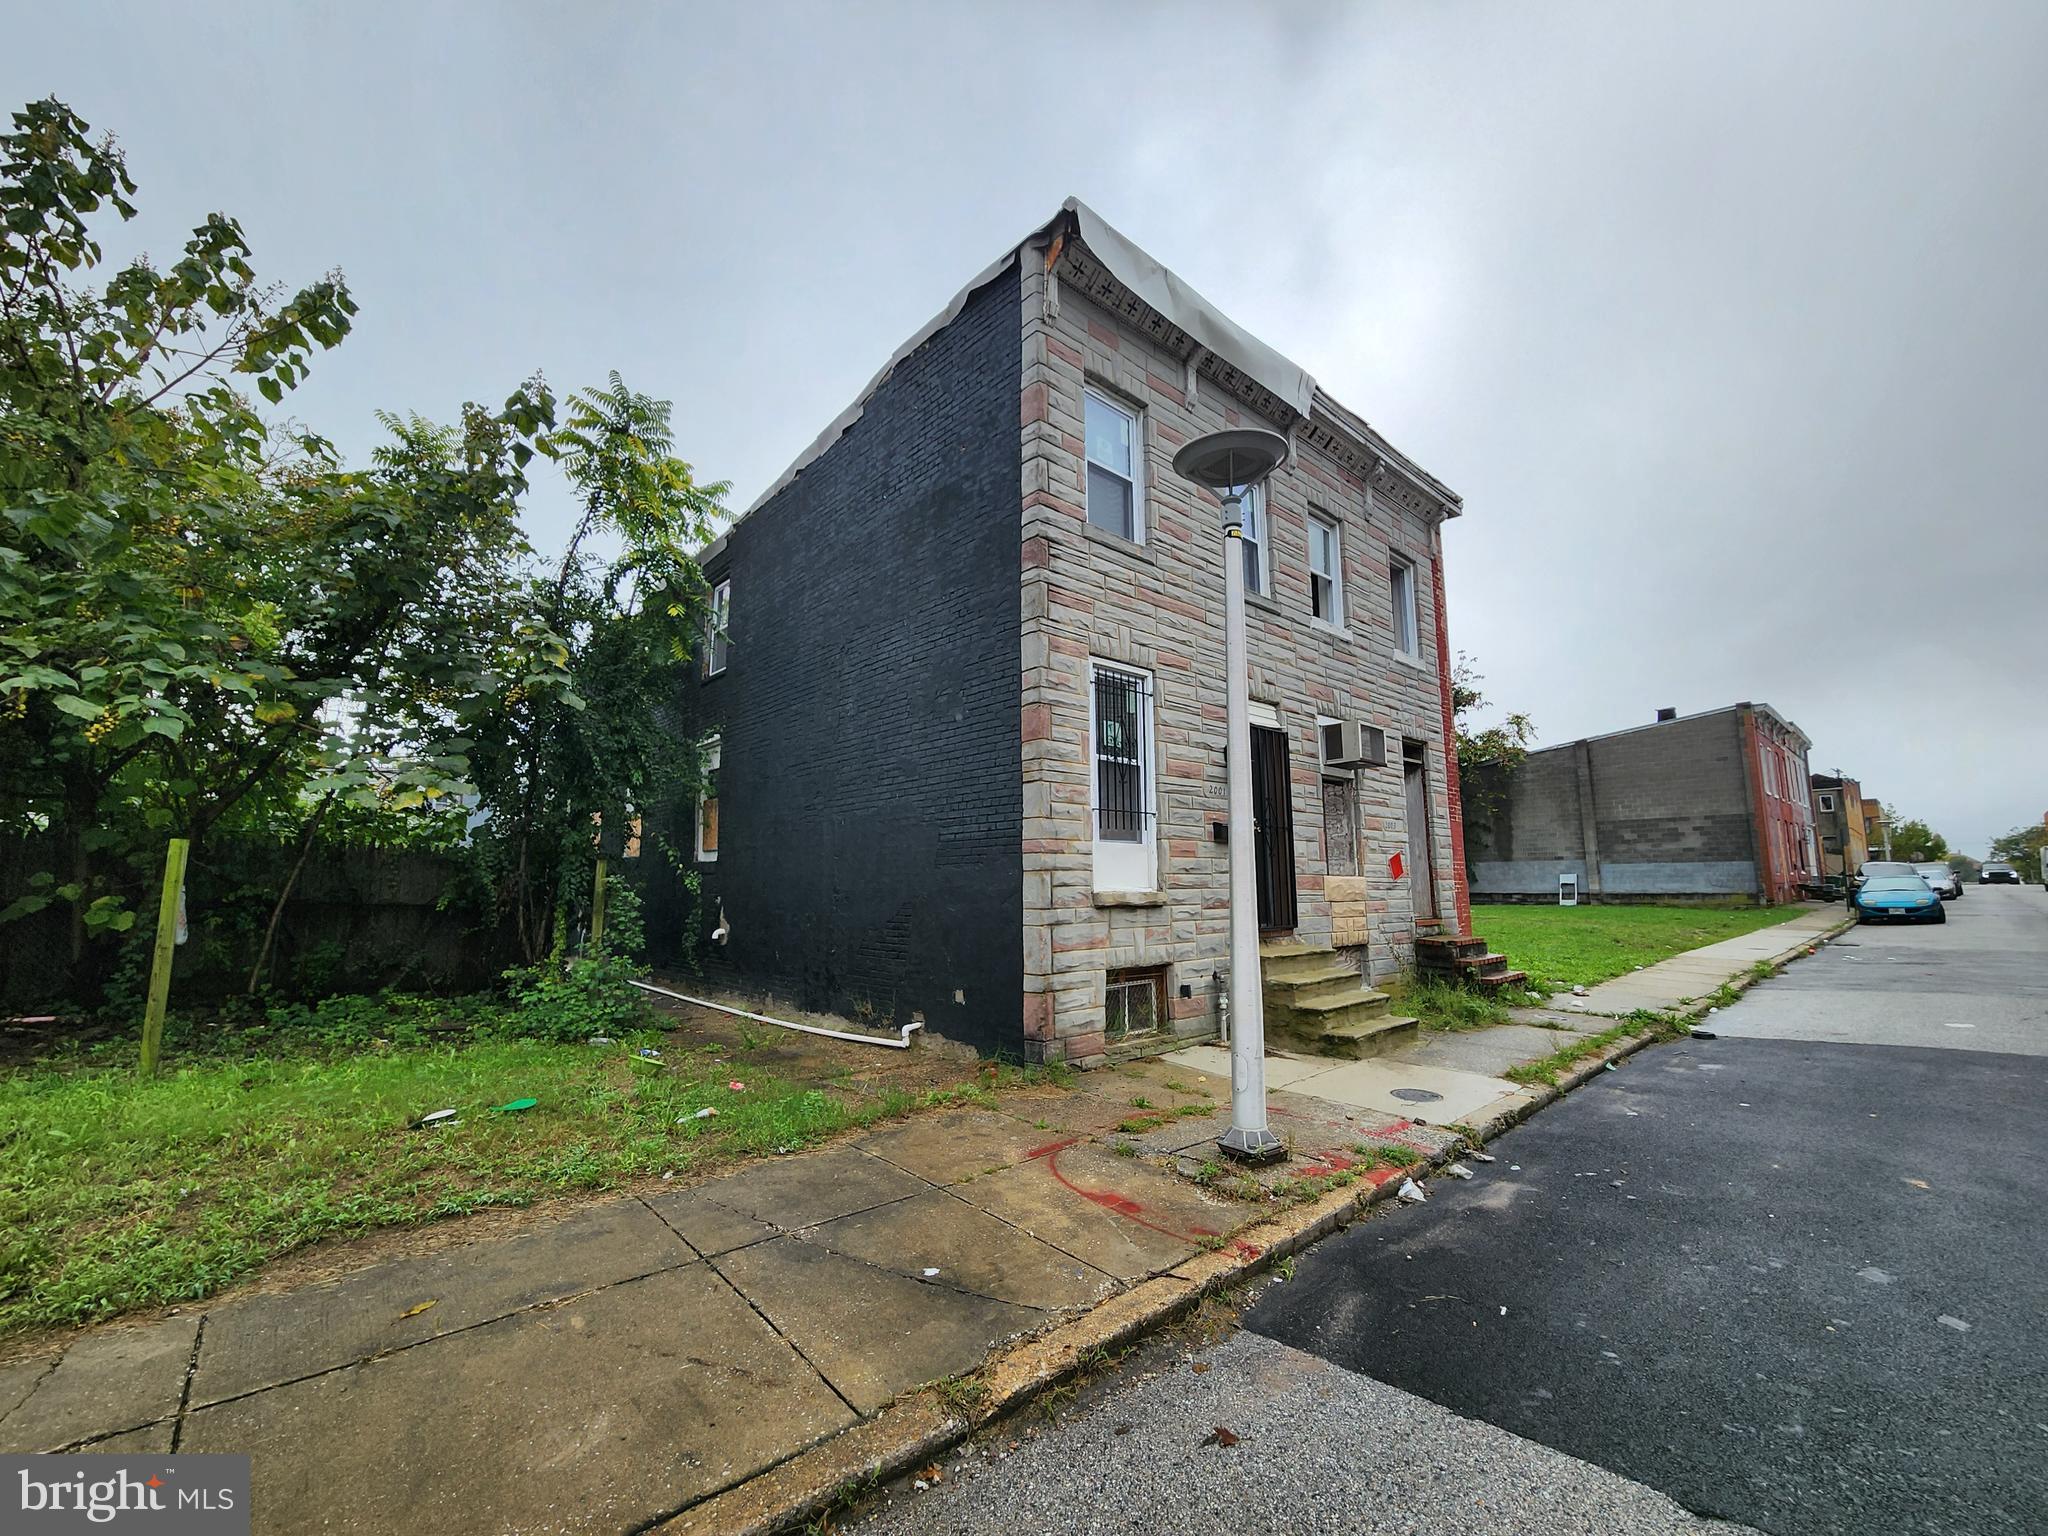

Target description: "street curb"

left=652, top=1158, right=1427, bottom=1536
left=655, top=914, right=1861, bottom=1535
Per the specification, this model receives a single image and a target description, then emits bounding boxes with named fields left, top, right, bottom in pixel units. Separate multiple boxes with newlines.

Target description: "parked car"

left=1853, top=872, right=1946, bottom=923
left=1914, top=862, right=1963, bottom=899
left=1855, top=860, right=1916, bottom=886
left=1979, top=861, right=2020, bottom=885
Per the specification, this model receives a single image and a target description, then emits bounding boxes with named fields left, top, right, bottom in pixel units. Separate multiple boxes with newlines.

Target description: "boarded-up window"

left=695, top=737, right=720, bottom=861
left=1322, top=777, right=1359, bottom=875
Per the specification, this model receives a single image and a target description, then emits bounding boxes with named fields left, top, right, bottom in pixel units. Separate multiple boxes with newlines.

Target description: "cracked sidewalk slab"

left=0, top=1313, right=199, bottom=1452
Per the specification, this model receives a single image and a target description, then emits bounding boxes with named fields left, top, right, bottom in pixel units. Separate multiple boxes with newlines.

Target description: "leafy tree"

left=462, top=375, right=727, bottom=965
left=1989, top=822, right=2047, bottom=881
left=1450, top=653, right=1536, bottom=858
left=0, top=96, right=569, bottom=987
left=1883, top=812, right=1948, bottom=863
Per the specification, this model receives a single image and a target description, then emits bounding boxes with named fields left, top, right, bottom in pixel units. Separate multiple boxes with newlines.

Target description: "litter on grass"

left=728, top=1080, right=747, bottom=1092
left=684, top=1107, right=718, bottom=1121
left=408, top=1108, right=459, bottom=1130
left=493, top=1098, right=537, bottom=1114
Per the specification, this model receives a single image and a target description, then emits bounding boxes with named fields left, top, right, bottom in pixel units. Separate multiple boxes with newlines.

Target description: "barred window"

left=1092, top=665, right=1151, bottom=844
left=1105, top=967, right=1165, bottom=1044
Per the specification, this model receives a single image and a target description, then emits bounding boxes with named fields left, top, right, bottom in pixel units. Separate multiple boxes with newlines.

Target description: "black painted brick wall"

left=653, top=264, right=1024, bottom=1054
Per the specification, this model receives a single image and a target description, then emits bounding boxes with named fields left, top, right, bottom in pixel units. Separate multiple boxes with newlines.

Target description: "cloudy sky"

left=10, top=2, right=2045, bottom=857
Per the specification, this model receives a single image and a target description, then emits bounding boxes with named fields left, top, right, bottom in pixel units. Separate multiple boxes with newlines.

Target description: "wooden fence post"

left=590, top=858, right=609, bottom=953
left=140, top=837, right=190, bottom=1078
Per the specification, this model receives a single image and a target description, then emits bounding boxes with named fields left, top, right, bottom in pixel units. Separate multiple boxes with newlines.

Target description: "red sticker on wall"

left=1388, top=851, right=1405, bottom=880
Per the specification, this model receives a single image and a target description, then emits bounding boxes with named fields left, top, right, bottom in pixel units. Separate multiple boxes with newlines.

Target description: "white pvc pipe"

left=629, top=979, right=924, bottom=1049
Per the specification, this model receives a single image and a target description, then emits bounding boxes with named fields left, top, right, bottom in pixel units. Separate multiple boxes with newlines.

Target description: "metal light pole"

left=1172, top=428, right=1289, bottom=1164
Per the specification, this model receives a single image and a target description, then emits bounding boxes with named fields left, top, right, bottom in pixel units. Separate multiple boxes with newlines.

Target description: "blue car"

left=1853, top=872, right=1946, bottom=924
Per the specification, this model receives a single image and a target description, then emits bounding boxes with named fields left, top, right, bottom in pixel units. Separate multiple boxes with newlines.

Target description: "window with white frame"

left=1389, top=557, right=1420, bottom=657
left=1817, top=792, right=1836, bottom=813
left=1239, top=484, right=1271, bottom=596
left=1083, top=390, right=1141, bottom=543
left=694, top=736, right=721, bottom=861
left=1307, top=512, right=1343, bottom=624
left=1089, top=661, right=1155, bottom=891
left=704, top=580, right=731, bottom=677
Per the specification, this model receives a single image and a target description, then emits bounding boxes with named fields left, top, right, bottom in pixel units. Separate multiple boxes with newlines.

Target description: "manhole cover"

left=1389, top=1087, right=1443, bottom=1104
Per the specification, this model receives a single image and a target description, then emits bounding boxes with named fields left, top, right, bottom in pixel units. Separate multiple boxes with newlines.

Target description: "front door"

left=1253, top=725, right=1297, bottom=933
left=1403, top=740, right=1437, bottom=920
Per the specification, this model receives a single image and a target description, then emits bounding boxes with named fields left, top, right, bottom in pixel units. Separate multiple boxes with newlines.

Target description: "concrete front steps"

left=1259, top=941, right=1418, bottom=1059
left=1414, top=933, right=1529, bottom=993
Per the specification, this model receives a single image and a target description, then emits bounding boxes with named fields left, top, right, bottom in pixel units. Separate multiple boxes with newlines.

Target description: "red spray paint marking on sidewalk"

left=1025, top=1136, right=1225, bottom=1246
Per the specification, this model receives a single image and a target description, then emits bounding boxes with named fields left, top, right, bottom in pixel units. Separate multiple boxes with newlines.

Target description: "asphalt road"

left=855, top=888, right=2046, bottom=1536
left=1246, top=885, right=2048, bottom=1535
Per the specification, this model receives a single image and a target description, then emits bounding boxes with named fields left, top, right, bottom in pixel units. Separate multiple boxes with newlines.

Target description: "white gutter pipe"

left=629, top=979, right=924, bottom=1050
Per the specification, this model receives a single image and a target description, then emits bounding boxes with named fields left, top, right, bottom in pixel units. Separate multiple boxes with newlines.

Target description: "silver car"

left=1914, top=862, right=1962, bottom=899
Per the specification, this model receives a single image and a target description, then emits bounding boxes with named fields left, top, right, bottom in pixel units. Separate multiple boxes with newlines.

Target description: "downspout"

left=629, top=979, right=924, bottom=1049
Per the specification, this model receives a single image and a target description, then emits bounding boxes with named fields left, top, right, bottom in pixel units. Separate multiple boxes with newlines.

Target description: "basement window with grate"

left=1105, top=967, right=1165, bottom=1044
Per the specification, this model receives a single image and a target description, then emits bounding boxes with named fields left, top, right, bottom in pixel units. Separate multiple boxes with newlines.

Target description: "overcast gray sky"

left=10, top=1, right=2045, bottom=857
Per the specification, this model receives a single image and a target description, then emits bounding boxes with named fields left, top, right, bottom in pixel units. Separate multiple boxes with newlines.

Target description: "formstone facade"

left=666, top=202, right=1469, bottom=1066
left=1016, top=240, right=1466, bottom=1064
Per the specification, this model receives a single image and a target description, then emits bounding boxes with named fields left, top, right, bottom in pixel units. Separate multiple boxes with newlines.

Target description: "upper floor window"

left=704, top=580, right=731, bottom=677
left=1084, top=390, right=1142, bottom=543
left=1308, top=513, right=1343, bottom=625
left=1240, top=485, right=1271, bottom=596
left=1817, top=792, right=1836, bottom=813
left=1390, top=557, right=1420, bottom=657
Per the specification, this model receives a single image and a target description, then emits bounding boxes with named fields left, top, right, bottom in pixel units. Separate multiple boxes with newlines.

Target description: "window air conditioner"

left=1320, top=720, right=1387, bottom=769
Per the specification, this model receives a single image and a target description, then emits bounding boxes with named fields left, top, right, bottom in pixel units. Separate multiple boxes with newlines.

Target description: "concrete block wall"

left=1467, top=708, right=1772, bottom=901
left=1018, top=252, right=1460, bottom=1066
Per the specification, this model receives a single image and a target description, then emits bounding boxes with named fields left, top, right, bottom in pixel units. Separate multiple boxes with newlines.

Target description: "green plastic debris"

left=493, top=1097, right=538, bottom=1114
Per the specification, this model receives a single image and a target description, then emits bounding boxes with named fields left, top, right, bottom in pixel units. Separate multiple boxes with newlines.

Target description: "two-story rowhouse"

left=1462, top=703, right=1818, bottom=905
left=651, top=201, right=1468, bottom=1065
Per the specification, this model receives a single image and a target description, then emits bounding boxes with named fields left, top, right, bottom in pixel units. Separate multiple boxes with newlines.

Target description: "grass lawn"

left=0, top=1004, right=1030, bottom=1341
left=1473, top=902, right=1808, bottom=989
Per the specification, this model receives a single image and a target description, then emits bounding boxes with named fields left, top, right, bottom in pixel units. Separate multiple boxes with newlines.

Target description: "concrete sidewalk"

left=0, top=1054, right=1456, bottom=1536
left=1559, top=903, right=1850, bottom=1018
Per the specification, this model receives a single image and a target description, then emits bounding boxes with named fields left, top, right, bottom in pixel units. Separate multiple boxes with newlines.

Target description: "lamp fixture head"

left=1170, top=428, right=1289, bottom=500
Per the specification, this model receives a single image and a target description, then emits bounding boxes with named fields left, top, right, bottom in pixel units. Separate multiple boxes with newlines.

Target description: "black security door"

left=1252, top=726, right=1297, bottom=932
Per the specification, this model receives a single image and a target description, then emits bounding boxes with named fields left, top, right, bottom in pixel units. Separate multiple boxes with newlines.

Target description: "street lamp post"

left=1171, top=428, right=1290, bottom=1164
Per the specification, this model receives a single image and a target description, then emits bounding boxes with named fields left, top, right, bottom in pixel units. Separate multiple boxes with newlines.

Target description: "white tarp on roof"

left=1064, top=198, right=1316, bottom=418
left=736, top=198, right=1319, bottom=524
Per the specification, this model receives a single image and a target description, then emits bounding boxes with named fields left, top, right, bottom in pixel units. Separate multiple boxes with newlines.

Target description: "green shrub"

left=500, top=955, right=649, bottom=1042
